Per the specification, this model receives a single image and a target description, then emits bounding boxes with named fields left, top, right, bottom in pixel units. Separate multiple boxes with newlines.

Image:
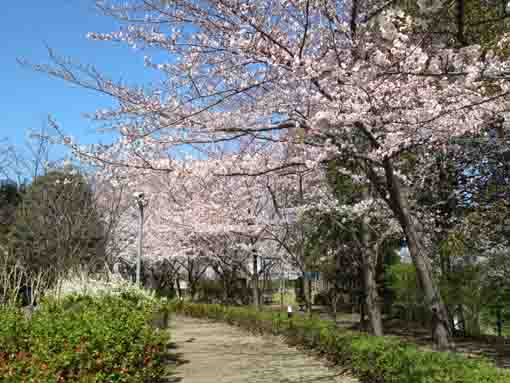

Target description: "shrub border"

left=170, top=302, right=510, bottom=383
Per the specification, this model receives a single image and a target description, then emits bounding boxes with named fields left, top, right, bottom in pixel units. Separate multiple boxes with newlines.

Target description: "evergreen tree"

left=11, top=167, right=106, bottom=284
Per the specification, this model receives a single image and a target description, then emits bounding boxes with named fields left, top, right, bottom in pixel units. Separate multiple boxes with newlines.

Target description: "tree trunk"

left=176, top=278, right=182, bottom=299
left=189, top=284, right=196, bottom=301
left=188, top=268, right=196, bottom=301
left=331, top=290, right=339, bottom=323
left=383, top=159, right=451, bottom=349
left=360, top=194, right=384, bottom=336
left=308, top=277, right=313, bottom=317
left=497, top=308, right=503, bottom=337
left=280, top=277, right=285, bottom=313
left=252, top=251, right=260, bottom=311
left=304, top=273, right=312, bottom=317
left=359, top=297, right=366, bottom=331
left=362, top=254, right=383, bottom=336
left=456, top=0, right=467, bottom=46
left=222, top=276, right=229, bottom=304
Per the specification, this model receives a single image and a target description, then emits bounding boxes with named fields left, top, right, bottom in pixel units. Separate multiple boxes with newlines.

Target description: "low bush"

left=170, top=301, right=510, bottom=383
left=0, top=294, right=170, bottom=383
left=0, top=306, right=29, bottom=355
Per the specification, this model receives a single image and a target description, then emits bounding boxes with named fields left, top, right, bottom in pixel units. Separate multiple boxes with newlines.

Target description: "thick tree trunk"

left=360, top=194, right=384, bottom=336
left=383, top=159, right=451, bottom=349
left=252, top=251, right=260, bottom=311
left=362, top=255, right=383, bottom=336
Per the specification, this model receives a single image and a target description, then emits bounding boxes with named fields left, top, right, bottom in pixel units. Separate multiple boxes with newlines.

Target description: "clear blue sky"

left=1, top=1, right=160, bottom=160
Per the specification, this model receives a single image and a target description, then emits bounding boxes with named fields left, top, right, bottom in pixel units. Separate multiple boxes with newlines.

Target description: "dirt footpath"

left=168, top=316, right=357, bottom=383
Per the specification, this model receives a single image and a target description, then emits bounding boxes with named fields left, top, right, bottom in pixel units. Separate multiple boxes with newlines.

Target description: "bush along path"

left=170, top=315, right=356, bottom=383
left=170, top=302, right=510, bottom=383
left=0, top=294, right=171, bottom=382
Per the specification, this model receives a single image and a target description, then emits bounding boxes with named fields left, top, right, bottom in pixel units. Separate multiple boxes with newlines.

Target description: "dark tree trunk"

left=306, top=276, right=312, bottom=317
left=189, top=284, right=197, bottom=301
left=188, top=265, right=197, bottom=301
left=497, top=308, right=503, bottom=337
left=456, top=0, right=467, bottom=46
left=360, top=195, right=384, bottom=336
left=252, top=251, right=260, bottom=311
left=350, top=0, right=359, bottom=38
left=176, top=278, right=182, bottom=299
left=280, top=277, right=285, bottom=312
left=222, top=276, right=229, bottom=304
left=359, top=297, right=366, bottom=331
left=383, top=159, right=452, bottom=349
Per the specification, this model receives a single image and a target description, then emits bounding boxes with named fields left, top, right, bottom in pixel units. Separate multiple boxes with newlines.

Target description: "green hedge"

left=0, top=293, right=171, bottom=383
left=170, top=302, right=510, bottom=383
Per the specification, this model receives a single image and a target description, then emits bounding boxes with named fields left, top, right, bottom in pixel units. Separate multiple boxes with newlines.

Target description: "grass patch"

left=271, top=290, right=297, bottom=306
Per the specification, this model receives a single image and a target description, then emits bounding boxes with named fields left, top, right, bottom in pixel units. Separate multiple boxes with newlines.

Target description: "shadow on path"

left=163, top=341, right=190, bottom=382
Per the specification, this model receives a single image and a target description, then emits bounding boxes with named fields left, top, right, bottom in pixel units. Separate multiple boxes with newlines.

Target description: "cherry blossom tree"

left=97, top=154, right=282, bottom=306
left=26, top=0, right=510, bottom=347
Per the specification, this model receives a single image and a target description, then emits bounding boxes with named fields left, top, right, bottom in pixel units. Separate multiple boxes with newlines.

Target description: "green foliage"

left=400, top=0, right=510, bottom=49
left=441, top=263, right=487, bottom=335
left=10, top=168, right=107, bottom=285
left=0, top=181, right=24, bottom=238
left=0, top=306, right=29, bottom=355
left=386, top=263, right=425, bottom=322
left=461, top=0, right=510, bottom=50
left=0, top=294, right=170, bottom=382
left=170, top=302, right=509, bottom=383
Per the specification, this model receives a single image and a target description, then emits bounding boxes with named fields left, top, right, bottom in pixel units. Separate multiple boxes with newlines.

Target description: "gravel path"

left=168, top=316, right=357, bottom=383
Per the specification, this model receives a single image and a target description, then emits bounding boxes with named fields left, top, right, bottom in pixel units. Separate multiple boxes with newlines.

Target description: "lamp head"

left=133, top=191, right=145, bottom=199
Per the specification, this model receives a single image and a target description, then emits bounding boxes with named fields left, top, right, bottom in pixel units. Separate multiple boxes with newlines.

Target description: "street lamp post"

left=280, top=259, right=285, bottom=313
left=133, top=192, right=148, bottom=287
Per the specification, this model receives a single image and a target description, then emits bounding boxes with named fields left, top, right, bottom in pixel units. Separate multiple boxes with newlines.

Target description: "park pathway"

left=168, top=316, right=357, bottom=383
